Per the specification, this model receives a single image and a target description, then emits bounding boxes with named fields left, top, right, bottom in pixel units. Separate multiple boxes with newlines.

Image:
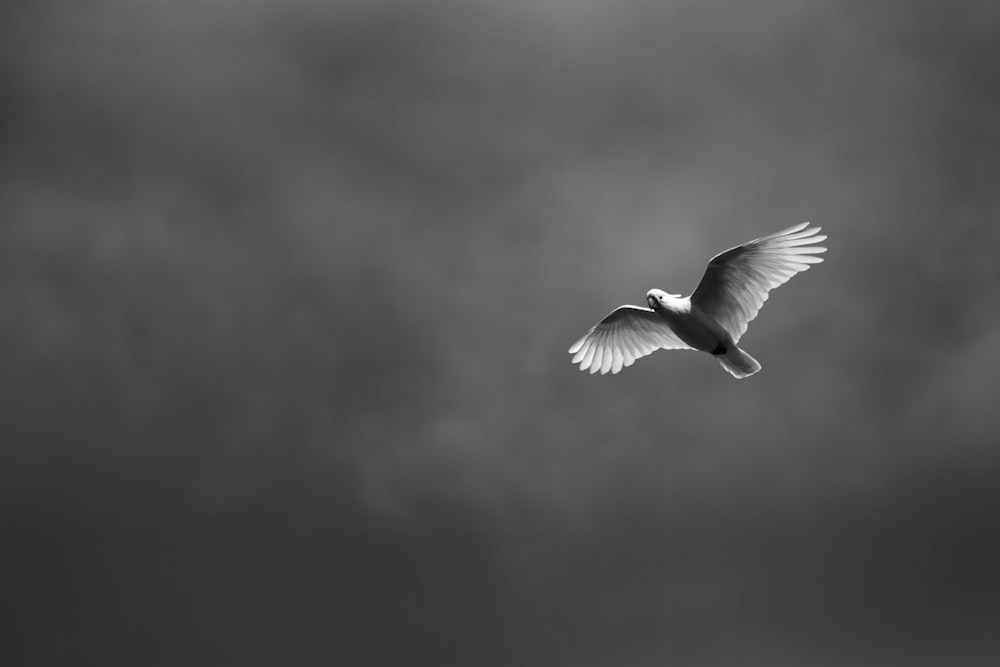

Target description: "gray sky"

left=3, top=1, right=1000, bottom=665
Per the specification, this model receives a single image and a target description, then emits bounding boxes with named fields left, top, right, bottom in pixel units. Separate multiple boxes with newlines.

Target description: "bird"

left=568, top=222, right=827, bottom=378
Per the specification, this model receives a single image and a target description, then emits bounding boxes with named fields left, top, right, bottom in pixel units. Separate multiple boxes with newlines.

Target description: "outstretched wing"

left=690, top=222, right=827, bottom=342
left=568, top=306, right=693, bottom=375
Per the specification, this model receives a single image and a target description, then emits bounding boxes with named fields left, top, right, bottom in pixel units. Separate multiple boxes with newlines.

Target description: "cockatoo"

left=568, top=222, right=827, bottom=378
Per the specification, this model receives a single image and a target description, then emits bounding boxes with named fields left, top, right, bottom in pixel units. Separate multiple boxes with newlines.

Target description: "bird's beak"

left=647, top=295, right=656, bottom=308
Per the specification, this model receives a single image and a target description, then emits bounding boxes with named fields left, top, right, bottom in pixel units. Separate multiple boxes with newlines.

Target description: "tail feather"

left=715, top=346, right=761, bottom=379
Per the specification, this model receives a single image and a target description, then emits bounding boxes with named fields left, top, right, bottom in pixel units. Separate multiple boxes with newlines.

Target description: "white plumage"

left=568, top=222, right=827, bottom=378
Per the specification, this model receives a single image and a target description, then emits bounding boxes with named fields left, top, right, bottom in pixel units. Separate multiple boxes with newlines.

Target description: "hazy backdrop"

left=3, top=1, right=1000, bottom=665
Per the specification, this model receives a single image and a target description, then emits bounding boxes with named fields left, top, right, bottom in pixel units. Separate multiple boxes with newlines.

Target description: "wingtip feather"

left=777, top=221, right=810, bottom=235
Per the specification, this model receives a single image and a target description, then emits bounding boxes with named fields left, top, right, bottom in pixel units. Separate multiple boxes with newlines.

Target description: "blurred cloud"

left=3, top=0, right=1000, bottom=665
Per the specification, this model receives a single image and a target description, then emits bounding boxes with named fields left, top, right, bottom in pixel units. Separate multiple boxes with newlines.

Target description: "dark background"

left=3, top=1, right=1000, bottom=665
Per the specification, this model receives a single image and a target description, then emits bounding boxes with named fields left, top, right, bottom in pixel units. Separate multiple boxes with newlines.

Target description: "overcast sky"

left=3, top=1, right=1000, bottom=665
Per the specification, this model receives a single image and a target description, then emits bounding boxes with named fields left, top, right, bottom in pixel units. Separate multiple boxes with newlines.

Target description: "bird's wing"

left=568, top=306, right=693, bottom=375
left=690, top=222, right=826, bottom=342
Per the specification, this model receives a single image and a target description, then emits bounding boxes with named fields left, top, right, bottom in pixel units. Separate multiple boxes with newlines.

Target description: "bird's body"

left=650, top=292, right=729, bottom=353
left=568, top=222, right=827, bottom=378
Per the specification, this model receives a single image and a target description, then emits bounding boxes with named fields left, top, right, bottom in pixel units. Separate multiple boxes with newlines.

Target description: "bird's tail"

left=715, top=346, right=761, bottom=379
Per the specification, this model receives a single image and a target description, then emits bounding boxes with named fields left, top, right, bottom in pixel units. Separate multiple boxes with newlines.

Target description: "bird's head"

left=646, top=289, right=681, bottom=308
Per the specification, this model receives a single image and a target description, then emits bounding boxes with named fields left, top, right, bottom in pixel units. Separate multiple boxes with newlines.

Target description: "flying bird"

left=568, top=222, right=827, bottom=378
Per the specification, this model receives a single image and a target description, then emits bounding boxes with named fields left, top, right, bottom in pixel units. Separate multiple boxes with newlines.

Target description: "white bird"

left=568, top=222, right=827, bottom=378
